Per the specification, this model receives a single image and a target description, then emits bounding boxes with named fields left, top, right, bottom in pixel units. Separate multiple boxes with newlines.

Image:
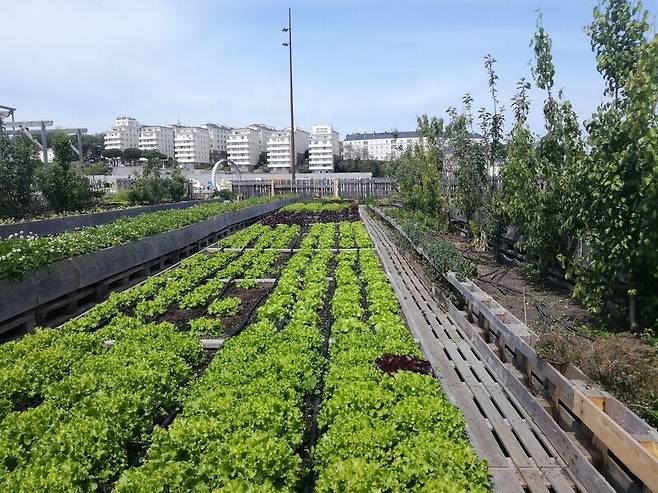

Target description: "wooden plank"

left=519, top=468, right=551, bottom=493
left=450, top=385, right=511, bottom=468
left=471, top=385, right=534, bottom=468
left=487, top=385, right=558, bottom=468
left=571, top=392, right=658, bottom=491
left=490, top=468, right=526, bottom=493
left=446, top=302, right=616, bottom=493
left=544, top=468, right=579, bottom=493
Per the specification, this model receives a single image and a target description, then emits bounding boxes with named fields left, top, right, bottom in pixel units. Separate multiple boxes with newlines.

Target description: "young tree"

left=0, top=134, right=40, bottom=217
left=500, top=78, right=537, bottom=239
left=37, top=131, right=93, bottom=212
left=575, top=0, right=657, bottom=330
left=166, top=165, right=188, bottom=202
left=395, top=115, right=446, bottom=218
left=446, top=97, right=488, bottom=238
left=483, top=54, right=506, bottom=179
left=527, top=13, right=585, bottom=279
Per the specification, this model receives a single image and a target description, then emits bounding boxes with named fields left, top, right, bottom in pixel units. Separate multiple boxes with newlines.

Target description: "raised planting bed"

left=0, top=196, right=296, bottom=336
left=112, top=223, right=487, bottom=491
left=0, top=195, right=294, bottom=280
left=0, top=197, right=233, bottom=240
left=261, top=200, right=360, bottom=226
left=0, top=222, right=306, bottom=491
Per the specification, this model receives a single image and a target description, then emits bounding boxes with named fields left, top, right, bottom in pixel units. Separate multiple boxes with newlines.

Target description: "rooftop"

left=344, top=131, right=418, bottom=141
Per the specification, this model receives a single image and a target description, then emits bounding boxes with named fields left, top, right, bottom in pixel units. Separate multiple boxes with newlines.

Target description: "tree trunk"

left=629, top=293, right=638, bottom=332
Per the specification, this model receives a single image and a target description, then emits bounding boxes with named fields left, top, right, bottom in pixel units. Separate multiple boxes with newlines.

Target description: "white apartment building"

left=104, top=116, right=140, bottom=151
left=201, top=123, right=232, bottom=162
left=308, top=124, right=340, bottom=173
left=227, top=123, right=276, bottom=172
left=139, top=125, right=175, bottom=158
left=174, top=126, right=211, bottom=168
left=266, top=127, right=310, bottom=173
left=343, top=131, right=420, bottom=161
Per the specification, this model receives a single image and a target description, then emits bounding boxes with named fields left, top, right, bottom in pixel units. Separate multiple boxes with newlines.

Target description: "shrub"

left=0, top=134, right=40, bottom=218
left=37, top=132, right=93, bottom=212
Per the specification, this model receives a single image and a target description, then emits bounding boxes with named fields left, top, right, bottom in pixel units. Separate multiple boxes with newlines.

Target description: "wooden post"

left=270, top=180, right=275, bottom=197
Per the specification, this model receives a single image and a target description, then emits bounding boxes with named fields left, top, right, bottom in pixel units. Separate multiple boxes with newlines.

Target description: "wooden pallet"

left=367, top=205, right=658, bottom=493
left=362, top=209, right=617, bottom=493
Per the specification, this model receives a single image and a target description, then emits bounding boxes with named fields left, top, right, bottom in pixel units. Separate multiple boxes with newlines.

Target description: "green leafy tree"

left=122, top=147, right=142, bottom=164
left=528, top=14, right=585, bottom=279
left=82, top=134, right=104, bottom=162
left=127, top=157, right=188, bottom=204
left=37, top=131, right=93, bottom=212
left=446, top=97, right=488, bottom=237
left=395, top=115, right=446, bottom=219
left=0, top=134, right=40, bottom=218
left=500, top=79, right=537, bottom=238
left=166, top=166, right=188, bottom=202
left=574, top=0, right=657, bottom=330
left=483, top=54, right=506, bottom=178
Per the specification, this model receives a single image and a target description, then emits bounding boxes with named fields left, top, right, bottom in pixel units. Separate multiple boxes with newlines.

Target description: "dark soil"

left=376, top=354, right=433, bottom=375
left=267, top=253, right=290, bottom=277
left=159, top=306, right=206, bottom=329
left=262, top=202, right=360, bottom=226
left=436, top=230, right=595, bottom=337
left=221, top=283, right=273, bottom=336
left=299, top=278, right=335, bottom=493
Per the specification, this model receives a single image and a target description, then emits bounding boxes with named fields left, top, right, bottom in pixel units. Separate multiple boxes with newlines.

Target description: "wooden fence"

left=231, top=178, right=396, bottom=200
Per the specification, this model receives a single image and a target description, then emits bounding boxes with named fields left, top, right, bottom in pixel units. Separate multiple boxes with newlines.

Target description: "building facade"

left=138, top=125, right=175, bottom=158
left=266, top=127, right=310, bottom=173
left=201, top=123, right=232, bottom=163
left=104, top=116, right=141, bottom=151
left=343, top=131, right=420, bottom=161
left=174, top=126, right=211, bottom=168
left=227, top=123, right=276, bottom=172
left=308, top=124, right=340, bottom=173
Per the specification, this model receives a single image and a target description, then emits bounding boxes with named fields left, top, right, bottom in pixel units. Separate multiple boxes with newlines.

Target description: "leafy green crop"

left=0, top=195, right=291, bottom=280
left=115, top=239, right=333, bottom=491
left=314, top=248, right=490, bottom=492
left=281, top=202, right=350, bottom=213
left=208, top=296, right=242, bottom=317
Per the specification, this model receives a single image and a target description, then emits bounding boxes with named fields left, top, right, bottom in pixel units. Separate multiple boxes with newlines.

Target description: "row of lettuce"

left=314, top=248, right=489, bottom=491
left=115, top=222, right=489, bottom=490
left=0, top=218, right=490, bottom=491
left=0, top=195, right=291, bottom=280
left=0, top=221, right=373, bottom=490
left=0, top=222, right=304, bottom=419
left=115, top=223, right=338, bottom=490
left=280, top=202, right=352, bottom=213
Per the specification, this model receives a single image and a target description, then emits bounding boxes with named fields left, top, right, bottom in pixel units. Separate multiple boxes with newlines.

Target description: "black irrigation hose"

left=301, top=277, right=336, bottom=493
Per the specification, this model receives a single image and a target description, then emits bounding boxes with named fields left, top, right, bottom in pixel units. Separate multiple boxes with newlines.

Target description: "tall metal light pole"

left=282, top=8, right=296, bottom=181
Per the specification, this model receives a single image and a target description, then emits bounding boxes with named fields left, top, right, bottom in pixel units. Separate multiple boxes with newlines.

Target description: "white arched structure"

left=210, top=158, right=241, bottom=191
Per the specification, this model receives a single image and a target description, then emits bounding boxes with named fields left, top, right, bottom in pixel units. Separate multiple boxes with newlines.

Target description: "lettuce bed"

left=314, top=249, right=490, bottom=492
left=0, top=195, right=290, bottom=280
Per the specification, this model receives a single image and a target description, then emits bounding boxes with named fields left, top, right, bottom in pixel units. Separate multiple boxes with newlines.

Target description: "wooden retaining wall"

left=369, top=205, right=658, bottom=493
left=231, top=178, right=396, bottom=200
left=0, top=197, right=296, bottom=338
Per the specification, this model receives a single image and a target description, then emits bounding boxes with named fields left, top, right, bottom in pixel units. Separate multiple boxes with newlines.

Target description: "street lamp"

left=282, top=8, right=296, bottom=181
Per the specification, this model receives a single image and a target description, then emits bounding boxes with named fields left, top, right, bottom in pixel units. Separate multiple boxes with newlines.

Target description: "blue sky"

left=2, top=0, right=656, bottom=136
